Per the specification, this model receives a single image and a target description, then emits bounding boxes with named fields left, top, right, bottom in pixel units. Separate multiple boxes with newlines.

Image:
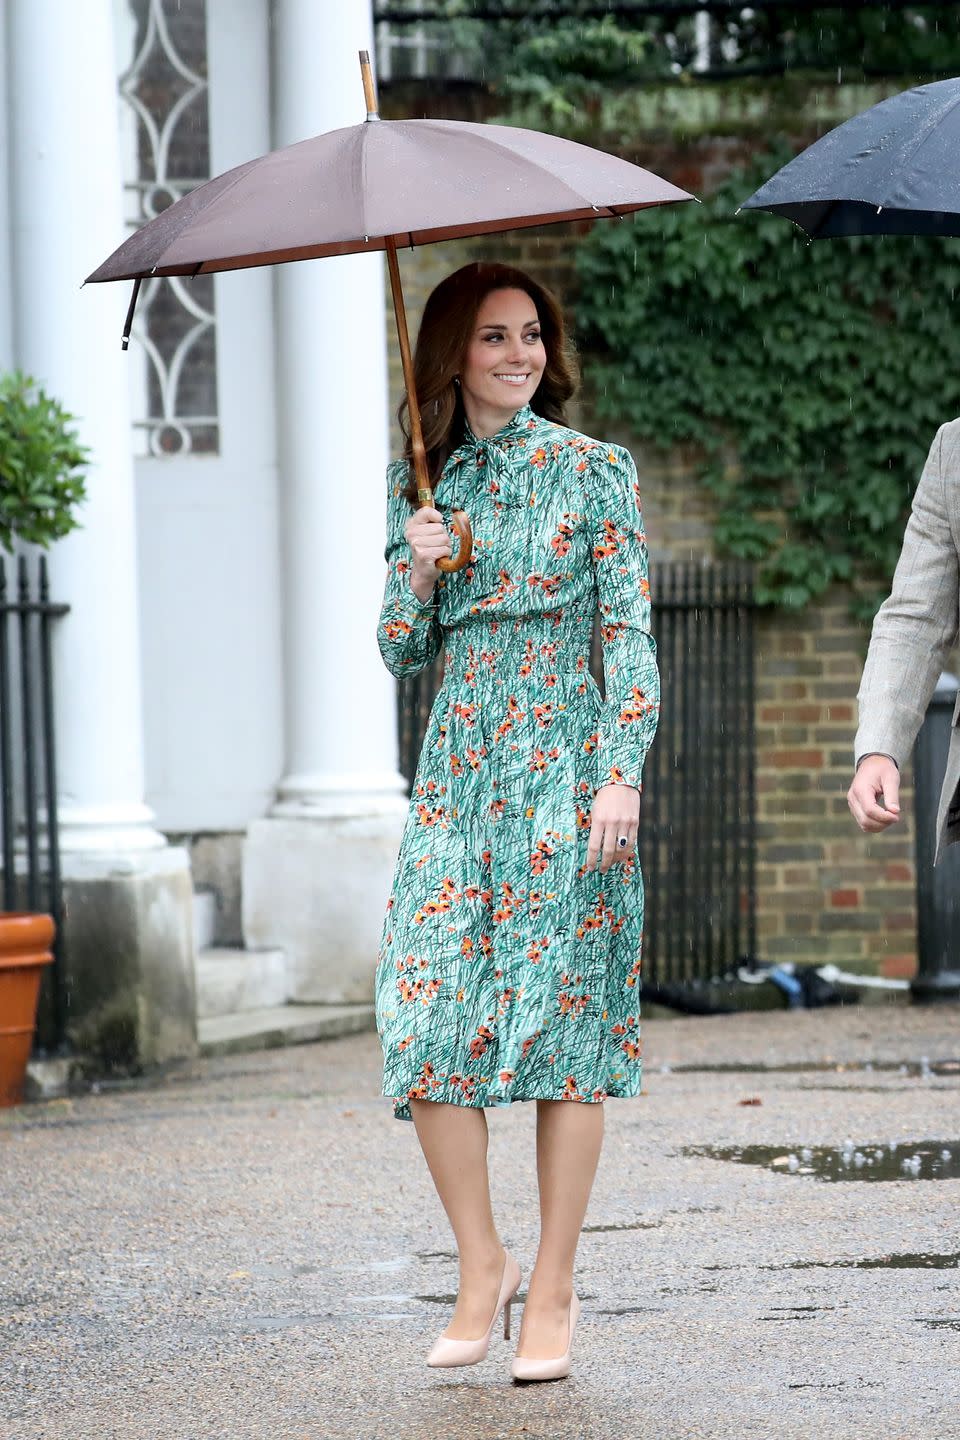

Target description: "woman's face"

left=459, top=287, right=547, bottom=421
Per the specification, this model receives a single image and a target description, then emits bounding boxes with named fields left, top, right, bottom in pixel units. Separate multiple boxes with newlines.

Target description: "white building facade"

left=0, top=0, right=405, bottom=1063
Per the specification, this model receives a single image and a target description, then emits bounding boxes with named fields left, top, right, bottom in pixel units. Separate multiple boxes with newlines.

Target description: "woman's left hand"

left=586, top=784, right=641, bottom=873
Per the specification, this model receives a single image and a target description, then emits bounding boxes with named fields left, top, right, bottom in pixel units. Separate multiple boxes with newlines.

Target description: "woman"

left=375, top=261, right=659, bottom=1383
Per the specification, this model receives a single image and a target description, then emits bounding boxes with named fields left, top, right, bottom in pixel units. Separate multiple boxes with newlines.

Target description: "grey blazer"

left=855, top=419, right=960, bottom=865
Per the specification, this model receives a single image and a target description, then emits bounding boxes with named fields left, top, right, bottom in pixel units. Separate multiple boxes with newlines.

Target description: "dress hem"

left=385, top=1077, right=643, bottom=1123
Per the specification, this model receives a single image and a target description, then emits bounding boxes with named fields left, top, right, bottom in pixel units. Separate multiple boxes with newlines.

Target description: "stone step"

left=198, top=1003, right=376, bottom=1057
left=196, top=946, right=288, bottom=1020
left=192, top=889, right=218, bottom=952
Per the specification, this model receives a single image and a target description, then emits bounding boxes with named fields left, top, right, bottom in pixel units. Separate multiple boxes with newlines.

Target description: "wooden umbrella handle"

left=380, top=223, right=473, bottom=574
left=427, top=505, right=472, bottom=574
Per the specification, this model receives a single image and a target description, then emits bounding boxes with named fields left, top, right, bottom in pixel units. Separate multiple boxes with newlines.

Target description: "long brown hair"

left=398, top=261, right=579, bottom=503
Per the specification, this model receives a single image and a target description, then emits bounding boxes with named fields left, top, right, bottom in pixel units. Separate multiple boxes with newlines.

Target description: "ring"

left=617, top=835, right=629, bottom=849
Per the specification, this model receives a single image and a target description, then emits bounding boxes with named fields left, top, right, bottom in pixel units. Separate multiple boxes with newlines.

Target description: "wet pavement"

left=1, top=1002, right=959, bottom=1440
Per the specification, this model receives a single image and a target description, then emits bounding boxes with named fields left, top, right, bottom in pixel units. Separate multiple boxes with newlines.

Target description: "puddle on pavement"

left=761, top=1306, right=830, bottom=1321
left=238, top=1313, right=330, bottom=1332
left=582, top=1219, right=662, bottom=1233
left=661, top=1059, right=960, bottom=1077
left=594, top=1305, right=667, bottom=1316
left=685, top=1139, right=960, bottom=1182
left=771, top=1252, right=959, bottom=1270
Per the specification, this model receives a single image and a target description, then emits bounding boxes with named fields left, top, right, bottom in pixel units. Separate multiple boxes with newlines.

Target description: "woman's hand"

left=406, top=506, right=451, bottom=600
left=586, top=783, right=641, bottom=872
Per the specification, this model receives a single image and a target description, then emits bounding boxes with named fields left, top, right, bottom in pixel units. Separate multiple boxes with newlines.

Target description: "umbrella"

left=88, top=52, right=694, bottom=571
left=739, top=76, right=960, bottom=240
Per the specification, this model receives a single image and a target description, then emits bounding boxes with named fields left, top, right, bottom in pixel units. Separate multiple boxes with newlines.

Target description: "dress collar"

left=462, top=401, right=537, bottom=450
left=435, top=402, right=543, bottom=509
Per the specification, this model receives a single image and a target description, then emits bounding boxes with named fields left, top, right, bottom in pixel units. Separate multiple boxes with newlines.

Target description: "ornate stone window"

left=118, top=0, right=218, bottom=456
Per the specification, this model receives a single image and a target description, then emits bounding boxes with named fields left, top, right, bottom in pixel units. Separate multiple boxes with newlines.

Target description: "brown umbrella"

left=87, top=53, right=694, bottom=571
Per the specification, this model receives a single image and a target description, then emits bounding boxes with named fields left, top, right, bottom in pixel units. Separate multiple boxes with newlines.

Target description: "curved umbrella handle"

left=414, top=493, right=472, bottom=572
left=434, top=506, right=472, bottom=574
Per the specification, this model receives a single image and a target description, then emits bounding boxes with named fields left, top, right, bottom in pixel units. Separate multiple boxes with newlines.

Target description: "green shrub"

left=0, top=371, right=89, bottom=553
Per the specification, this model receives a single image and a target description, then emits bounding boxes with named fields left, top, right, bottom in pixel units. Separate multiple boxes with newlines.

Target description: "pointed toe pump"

left=511, top=1290, right=581, bottom=1384
left=426, top=1251, right=522, bottom=1368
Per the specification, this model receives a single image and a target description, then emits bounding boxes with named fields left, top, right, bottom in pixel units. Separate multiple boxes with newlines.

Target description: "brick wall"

left=753, top=602, right=917, bottom=981
left=380, top=78, right=925, bottom=979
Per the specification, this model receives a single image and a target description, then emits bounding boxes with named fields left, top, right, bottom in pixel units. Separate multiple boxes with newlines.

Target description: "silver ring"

left=617, top=835, right=629, bottom=848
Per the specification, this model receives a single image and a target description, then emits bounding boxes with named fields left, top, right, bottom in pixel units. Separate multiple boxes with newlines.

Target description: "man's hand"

left=586, top=784, right=640, bottom=872
left=847, top=754, right=901, bottom=833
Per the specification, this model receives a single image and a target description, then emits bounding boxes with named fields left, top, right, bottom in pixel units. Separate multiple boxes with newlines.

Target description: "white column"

left=6, top=0, right=165, bottom=851
left=0, top=13, right=13, bottom=368
left=243, top=0, right=407, bottom=1001
left=270, top=0, right=405, bottom=818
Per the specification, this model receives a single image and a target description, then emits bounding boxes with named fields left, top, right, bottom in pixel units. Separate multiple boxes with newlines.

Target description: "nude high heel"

left=425, top=1250, right=522, bottom=1368
left=510, top=1290, right=580, bottom=1383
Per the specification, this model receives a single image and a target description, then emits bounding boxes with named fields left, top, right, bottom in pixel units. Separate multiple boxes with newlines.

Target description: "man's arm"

left=850, top=423, right=959, bottom=835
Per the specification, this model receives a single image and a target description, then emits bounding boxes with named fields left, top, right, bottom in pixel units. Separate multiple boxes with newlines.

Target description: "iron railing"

left=396, top=560, right=757, bottom=995
left=0, top=556, right=69, bottom=1050
left=635, top=562, right=757, bottom=988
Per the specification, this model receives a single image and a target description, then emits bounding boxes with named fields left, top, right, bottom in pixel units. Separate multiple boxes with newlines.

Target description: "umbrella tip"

left=359, top=48, right=380, bottom=122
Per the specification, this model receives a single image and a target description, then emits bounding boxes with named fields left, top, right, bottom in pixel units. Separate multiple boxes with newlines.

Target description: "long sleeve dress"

left=375, top=401, right=659, bottom=1123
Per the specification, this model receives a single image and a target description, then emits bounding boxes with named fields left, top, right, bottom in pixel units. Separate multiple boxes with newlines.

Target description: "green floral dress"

left=375, top=402, right=659, bottom=1123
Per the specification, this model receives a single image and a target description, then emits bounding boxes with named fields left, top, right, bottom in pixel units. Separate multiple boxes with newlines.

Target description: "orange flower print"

left=619, top=686, right=657, bottom=725
left=470, top=1024, right=494, bottom=1060
left=550, top=523, right=573, bottom=559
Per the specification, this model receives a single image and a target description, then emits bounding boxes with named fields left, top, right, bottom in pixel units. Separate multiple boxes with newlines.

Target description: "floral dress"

left=375, top=401, right=659, bottom=1123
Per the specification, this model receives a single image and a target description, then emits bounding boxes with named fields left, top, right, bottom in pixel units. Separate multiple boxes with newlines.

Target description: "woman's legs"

left=516, top=1098, right=605, bottom=1359
left=410, top=1098, right=507, bottom=1340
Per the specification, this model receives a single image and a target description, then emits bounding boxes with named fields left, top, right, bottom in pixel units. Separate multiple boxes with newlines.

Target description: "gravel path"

left=1, top=1002, right=958, bottom=1440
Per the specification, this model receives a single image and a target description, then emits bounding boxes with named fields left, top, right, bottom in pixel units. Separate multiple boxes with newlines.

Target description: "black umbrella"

left=739, top=76, right=960, bottom=239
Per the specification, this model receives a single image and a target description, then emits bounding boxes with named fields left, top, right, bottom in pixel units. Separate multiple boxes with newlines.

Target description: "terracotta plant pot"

left=0, top=912, right=56, bottom=1107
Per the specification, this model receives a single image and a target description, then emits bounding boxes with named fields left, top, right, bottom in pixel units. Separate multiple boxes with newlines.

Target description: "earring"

left=453, top=375, right=461, bottom=387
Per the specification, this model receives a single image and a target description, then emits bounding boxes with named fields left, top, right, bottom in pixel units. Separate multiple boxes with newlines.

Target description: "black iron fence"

left=396, top=561, right=757, bottom=995
left=0, top=556, right=69, bottom=1051
left=635, top=562, right=757, bottom=990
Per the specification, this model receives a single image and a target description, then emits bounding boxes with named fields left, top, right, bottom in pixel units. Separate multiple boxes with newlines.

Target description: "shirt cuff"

left=401, top=570, right=438, bottom=617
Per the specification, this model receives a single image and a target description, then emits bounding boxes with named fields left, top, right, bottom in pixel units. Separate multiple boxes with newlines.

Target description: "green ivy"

left=493, top=18, right=667, bottom=130
left=0, top=371, right=89, bottom=553
left=574, top=147, right=960, bottom=617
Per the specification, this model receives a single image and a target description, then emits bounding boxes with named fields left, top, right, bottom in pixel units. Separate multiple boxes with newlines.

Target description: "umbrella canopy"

left=88, top=52, right=694, bottom=573
left=86, top=118, right=692, bottom=282
left=740, top=76, right=960, bottom=239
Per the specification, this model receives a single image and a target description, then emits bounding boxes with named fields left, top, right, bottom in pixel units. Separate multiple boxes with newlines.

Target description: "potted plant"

left=0, top=369, right=88, bottom=1105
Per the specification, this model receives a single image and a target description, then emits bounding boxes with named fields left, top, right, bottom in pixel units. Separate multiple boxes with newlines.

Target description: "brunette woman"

left=375, top=261, right=659, bottom=1382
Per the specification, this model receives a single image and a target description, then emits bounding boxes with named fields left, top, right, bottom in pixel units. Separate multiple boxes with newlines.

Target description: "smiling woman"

left=374, top=259, right=660, bottom=1379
